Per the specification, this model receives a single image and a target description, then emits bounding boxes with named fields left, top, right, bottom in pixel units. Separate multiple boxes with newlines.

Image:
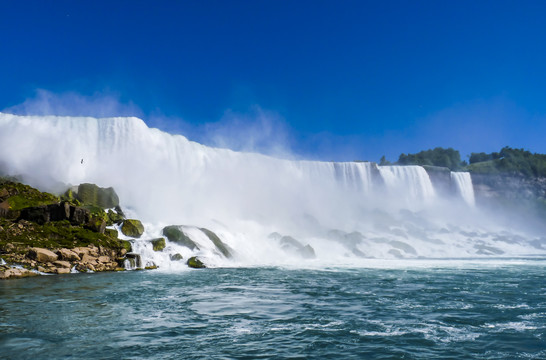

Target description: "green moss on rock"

left=187, top=256, right=206, bottom=268
left=151, top=238, right=166, bottom=251
left=121, top=219, right=144, bottom=238
left=76, top=183, right=119, bottom=209
left=200, top=228, right=232, bottom=258
left=105, top=228, right=119, bottom=239
left=162, top=225, right=199, bottom=250
left=0, top=181, right=59, bottom=211
left=118, top=240, right=132, bottom=253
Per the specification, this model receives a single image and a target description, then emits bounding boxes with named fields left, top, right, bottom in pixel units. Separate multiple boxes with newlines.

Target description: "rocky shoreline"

left=0, top=179, right=142, bottom=280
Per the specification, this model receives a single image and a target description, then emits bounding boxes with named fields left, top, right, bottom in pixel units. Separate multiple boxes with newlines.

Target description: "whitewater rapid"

left=0, top=113, right=543, bottom=268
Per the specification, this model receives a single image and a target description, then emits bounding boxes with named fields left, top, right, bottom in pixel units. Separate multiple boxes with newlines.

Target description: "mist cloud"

left=3, top=89, right=143, bottom=118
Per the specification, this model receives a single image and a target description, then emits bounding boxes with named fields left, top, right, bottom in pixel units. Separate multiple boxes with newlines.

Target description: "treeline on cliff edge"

left=380, top=146, right=546, bottom=178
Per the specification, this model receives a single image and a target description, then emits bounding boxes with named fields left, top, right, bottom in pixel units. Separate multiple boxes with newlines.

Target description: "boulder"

left=162, top=225, right=200, bottom=250
left=170, top=253, right=183, bottom=261
left=107, top=209, right=124, bottom=225
left=151, top=238, right=166, bottom=251
left=53, top=260, right=72, bottom=268
left=86, top=216, right=106, bottom=234
left=28, top=248, right=58, bottom=262
left=57, top=248, right=80, bottom=261
left=121, top=219, right=144, bottom=238
left=55, top=267, right=71, bottom=274
left=187, top=256, right=206, bottom=269
left=76, top=183, right=119, bottom=209
left=0, top=267, right=38, bottom=280
left=200, top=228, right=232, bottom=258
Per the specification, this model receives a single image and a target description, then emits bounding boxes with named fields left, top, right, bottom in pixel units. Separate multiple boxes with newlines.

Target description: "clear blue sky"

left=1, top=0, right=546, bottom=162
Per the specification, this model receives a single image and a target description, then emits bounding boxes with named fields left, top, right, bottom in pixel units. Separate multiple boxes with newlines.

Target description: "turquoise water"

left=1, top=260, right=545, bottom=359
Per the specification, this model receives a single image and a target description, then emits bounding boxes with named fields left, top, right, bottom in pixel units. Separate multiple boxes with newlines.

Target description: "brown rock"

left=57, top=248, right=81, bottom=261
left=55, top=267, right=71, bottom=274
left=0, top=267, right=38, bottom=279
left=97, top=255, right=111, bottom=263
left=53, top=260, right=72, bottom=268
left=81, top=254, right=98, bottom=265
left=28, top=248, right=58, bottom=263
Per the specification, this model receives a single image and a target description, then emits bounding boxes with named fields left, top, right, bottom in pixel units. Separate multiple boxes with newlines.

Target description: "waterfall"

left=0, top=113, right=541, bottom=264
left=451, top=172, right=476, bottom=207
left=377, top=165, right=436, bottom=203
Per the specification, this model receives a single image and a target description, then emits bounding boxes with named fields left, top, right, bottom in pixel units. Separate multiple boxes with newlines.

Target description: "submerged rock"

left=200, top=228, right=232, bottom=258
left=151, top=238, right=166, bottom=251
left=162, top=225, right=200, bottom=250
left=121, top=219, right=144, bottom=238
left=187, top=256, right=206, bottom=268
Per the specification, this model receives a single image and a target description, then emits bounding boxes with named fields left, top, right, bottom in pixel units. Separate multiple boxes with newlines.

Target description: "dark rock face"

left=19, top=202, right=91, bottom=226
left=69, top=206, right=91, bottom=225
left=471, top=174, right=546, bottom=201
left=200, top=228, right=232, bottom=258
left=162, top=226, right=200, bottom=250
left=77, top=183, right=119, bottom=209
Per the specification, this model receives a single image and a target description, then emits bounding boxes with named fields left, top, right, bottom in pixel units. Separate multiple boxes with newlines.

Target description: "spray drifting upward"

left=0, top=113, right=542, bottom=266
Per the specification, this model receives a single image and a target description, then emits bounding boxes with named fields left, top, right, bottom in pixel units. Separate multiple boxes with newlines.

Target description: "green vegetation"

left=1, top=180, right=59, bottom=211
left=396, top=147, right=464, bottom=170
left=0, top=218, right=125, bottom=252
left=380, top=146, right=546, bottom=178
left=468, top=147, right=546, bottom=177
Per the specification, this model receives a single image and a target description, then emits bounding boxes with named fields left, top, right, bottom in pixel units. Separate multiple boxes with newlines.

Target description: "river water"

left=1, top=259, right=545, bottom=359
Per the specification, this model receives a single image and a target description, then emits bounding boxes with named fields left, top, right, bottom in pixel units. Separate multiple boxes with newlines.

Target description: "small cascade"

left=377, top=165, right=436, bottom=205
left=451, top=172, right=476, bottom=206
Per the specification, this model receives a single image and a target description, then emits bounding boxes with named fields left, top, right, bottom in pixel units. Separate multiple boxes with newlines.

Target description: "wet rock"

left=121, top=219, right=144, bottom=238
left=200, top=228, right=232, bottom=258
left=0, top=267, right=38, bottom=280
left=55, top=267, right=71, bottom=274
left=170, top=253, right=183, bottom=261
left=151, top=238, right=166, bottom=251
left=162, top=225, right=200, bottom=250
left=187, top=256, right=206, bottom=268
left=279, top=236, right=317, bottom=259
